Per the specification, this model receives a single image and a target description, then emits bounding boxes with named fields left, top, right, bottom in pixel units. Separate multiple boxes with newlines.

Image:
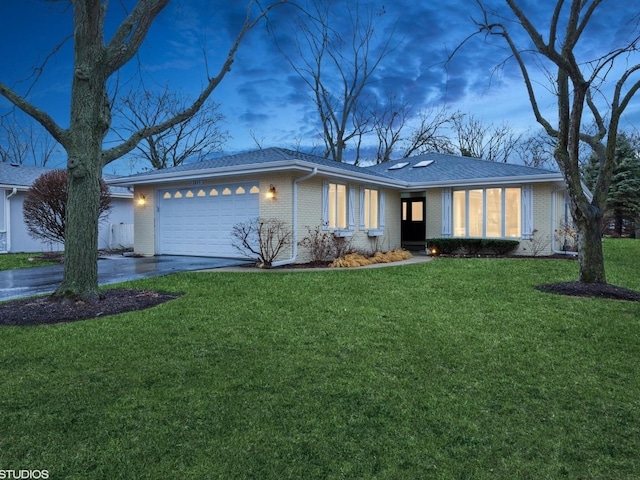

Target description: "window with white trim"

left=453, top=187, right=521, bottom=238
left=363, top=188, right=379, bottom=229
left=324, top=182, right=348, bottom=229
left=360, top=187, right=385, bottom=235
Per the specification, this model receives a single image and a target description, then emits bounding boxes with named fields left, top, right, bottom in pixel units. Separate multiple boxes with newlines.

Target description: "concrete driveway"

left=0, top=255, right=251, bottom=302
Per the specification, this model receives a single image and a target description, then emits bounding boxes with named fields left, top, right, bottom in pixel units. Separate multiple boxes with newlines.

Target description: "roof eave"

left=0, top=184, right=30, bottom=191
left=406, top=173, right=564, bottom=189
left=105, top=161, right=307, bottom=186
left=106, top=160, right=406, bottom=189
left=109, top=191, right=134, bottom=199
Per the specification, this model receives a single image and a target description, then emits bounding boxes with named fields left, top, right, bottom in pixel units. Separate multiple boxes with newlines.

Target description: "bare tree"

left=23, top=169, right=111, bottom=244
left=0, top=112, right=60, bottom=166
left=514, top=130, right=556, bottom=169
left=371, top=101, right=456, bottom=162
left=470, top=0, right=640, bottom=283
left=276, top=0, right=394, bottom=163
left=515, top=129, right=589, bottom=170
left=372, top=101, right=408, bottom=163
left=0, top=0, right=286, bottom=301
left=249, top=130, right=265, bottom=150
left=450, top=112, right=523, bottom=162
left=401, top=107, right=457, bottom=158
left=114, top=86, right=230, bottom=170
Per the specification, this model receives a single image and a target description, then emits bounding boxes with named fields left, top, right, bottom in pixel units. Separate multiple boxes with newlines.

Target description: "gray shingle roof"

left=365, top=152, right=560, bottom=183
left=106, top=147, right=563, bottom=187
left=115, top=147, right=373, bottom=180
left=0, top=162, right=132, bottom=196
left=0, top=162, right=53, bottom=188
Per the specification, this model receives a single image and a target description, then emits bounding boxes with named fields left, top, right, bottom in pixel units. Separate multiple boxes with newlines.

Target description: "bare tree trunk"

left=56, top=157, right=102, bottom=300
left=576, top=209, right=606, bottom=283
left=53, top=0, right=109, bottom=301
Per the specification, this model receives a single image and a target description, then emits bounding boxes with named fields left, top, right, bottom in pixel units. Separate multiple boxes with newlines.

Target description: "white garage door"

left=156, top=182, right=260, bottom=257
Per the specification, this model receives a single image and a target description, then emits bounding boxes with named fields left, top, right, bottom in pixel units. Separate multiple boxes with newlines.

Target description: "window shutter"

left=322, top=180, right=330, bottom=230
left=379, top=190, right=386, bottom=230
left=359, top=187, right=365, bottom=229
left=441, top=188, right=452, bottom=237
left=521, top=185, right=534, bottom=239
left=348, top=185, right=356, bottom=230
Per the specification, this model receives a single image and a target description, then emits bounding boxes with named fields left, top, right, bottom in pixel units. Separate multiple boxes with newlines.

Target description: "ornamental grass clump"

left=330, top=249, right=412, bottom=268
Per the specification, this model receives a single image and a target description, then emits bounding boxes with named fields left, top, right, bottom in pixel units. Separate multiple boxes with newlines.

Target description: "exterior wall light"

left=266, top=184, right=277, bottom=200
left=137, top=194, right=146, bottom=206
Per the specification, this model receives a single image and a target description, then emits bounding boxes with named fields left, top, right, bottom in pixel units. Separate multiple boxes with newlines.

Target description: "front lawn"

left=0, top=239, right=639, bottom=479
left=0, top=252, right=61, bottom=270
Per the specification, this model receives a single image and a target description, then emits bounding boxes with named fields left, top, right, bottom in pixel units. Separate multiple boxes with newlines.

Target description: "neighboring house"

left=106, top=147, right=574, bottom=264
left=0, top=162, right=134, bottom=253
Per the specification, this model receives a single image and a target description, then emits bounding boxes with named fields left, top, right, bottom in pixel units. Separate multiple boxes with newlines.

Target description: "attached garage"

left=156, top=182, right=260, bottom=257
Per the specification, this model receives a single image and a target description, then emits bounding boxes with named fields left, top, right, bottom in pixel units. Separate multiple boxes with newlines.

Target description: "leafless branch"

left=102, top=1, right=287, bottom=166
left=113, top=86, right=229, bottom=169
left=231, top=218, right=292, bottom=267
left=272, top=0, right=396, bottom=163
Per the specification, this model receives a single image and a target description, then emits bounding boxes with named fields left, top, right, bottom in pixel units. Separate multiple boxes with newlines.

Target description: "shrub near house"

left=426, top=238, right=520, bottom=256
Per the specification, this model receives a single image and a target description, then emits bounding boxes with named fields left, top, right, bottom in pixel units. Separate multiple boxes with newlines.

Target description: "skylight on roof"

left=388, top=162, right=409, bottom=170
left=413, top=160, right=435, bottom=168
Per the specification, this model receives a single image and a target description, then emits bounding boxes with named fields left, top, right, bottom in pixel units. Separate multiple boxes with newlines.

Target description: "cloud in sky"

left=0, top=0, right=639, bottom=170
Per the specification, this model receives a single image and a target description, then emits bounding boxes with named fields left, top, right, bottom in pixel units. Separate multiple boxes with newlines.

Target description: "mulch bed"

left=0, top=289, right=180, bottom=327
left=240, top=261, right=333, bottom=269
left=536, top=282, right=640, bottom=302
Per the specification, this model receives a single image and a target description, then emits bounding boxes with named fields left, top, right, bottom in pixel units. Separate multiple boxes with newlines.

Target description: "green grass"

left=1, top=239, right=639, bottom=479
left=0, top=252, right=61, bottom=270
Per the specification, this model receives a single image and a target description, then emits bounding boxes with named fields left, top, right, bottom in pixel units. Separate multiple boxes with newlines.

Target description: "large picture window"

left=453, top=187, right=521, bottom=238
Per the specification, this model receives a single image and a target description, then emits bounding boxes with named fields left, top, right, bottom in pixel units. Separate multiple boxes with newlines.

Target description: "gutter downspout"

left=272, top=167, right=318, bottom=267
left=3, top=188, right=18, bottom=253
left=551, top=188, right=578, bottom=256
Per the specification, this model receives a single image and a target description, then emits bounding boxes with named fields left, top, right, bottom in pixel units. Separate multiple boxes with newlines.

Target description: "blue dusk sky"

left=0, top=0, right=638, bottom=174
